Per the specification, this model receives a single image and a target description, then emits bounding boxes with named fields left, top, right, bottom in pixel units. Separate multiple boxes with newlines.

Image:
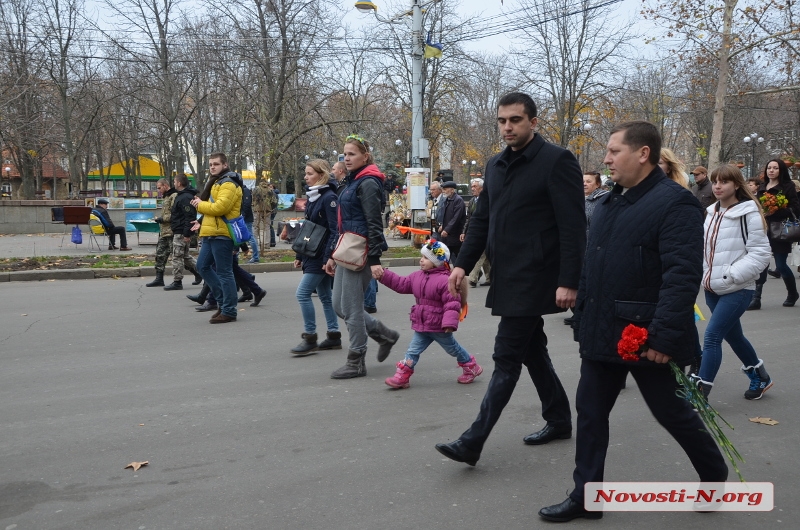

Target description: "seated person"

left=92, top=199, right=131, bottom=251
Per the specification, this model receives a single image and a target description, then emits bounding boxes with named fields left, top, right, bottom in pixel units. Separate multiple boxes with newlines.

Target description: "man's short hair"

left=470, top=178, right=484, bottom=187
left=609, top=121, right=661, bottom=166
left=174, top=173, right=189, bottom=188
left=157, top=178, right=169, bottom=187
left=498, top=92, right=538, bottom=119
left=209, top=152, right=228, bottom=165
left=430, top=181, right=441, bottom=189
left=691, top=166, right=708, bottom=176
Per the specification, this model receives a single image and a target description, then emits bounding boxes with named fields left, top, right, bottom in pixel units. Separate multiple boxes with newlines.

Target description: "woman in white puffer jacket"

left=697, top=165, right=773, bottom=401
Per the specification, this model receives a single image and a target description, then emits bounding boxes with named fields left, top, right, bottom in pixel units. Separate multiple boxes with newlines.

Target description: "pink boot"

left=457, top=356, right=483, bottom=384
left=385, top=361, right=414, bottom=389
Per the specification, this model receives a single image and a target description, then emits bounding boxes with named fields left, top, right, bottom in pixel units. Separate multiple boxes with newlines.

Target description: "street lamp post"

left=356, top=0, right=438, bottom=167
left=583, top=123, right=593, bottom=170
left=743, top=133, right=764, bottom=179
left=3, top=166, right=10, bottom=198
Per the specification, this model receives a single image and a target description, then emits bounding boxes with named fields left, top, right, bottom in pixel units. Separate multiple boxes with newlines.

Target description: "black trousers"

left=107, top=226, right=127, bottom=248
left=570, top=359, right=728, bottom=502
left=459, top=316, right=571, bottom=452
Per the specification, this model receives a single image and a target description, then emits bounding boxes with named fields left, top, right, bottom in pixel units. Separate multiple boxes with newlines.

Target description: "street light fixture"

left=743, top=133, right=764, bottom=179
left=582, top=122, right=593, bottom=170
left=356, top=0, right=440, bottom=167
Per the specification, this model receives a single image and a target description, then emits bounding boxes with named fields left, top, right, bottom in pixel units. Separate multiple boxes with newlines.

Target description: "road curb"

left=3, top=257, right=420, bottom=282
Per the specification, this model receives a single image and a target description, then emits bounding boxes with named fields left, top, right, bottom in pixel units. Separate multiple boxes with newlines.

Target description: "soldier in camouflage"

left=146, top=178, right=176, bottom=287
left=164, top=173, right=200, bottom=291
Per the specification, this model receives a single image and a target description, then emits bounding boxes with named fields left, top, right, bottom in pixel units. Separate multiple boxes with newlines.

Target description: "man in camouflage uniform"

left=252, top=180, right=276, bottom=251
left=164, top=173, right=199, bottom=291
left=146, top=178, right=176, bottom=287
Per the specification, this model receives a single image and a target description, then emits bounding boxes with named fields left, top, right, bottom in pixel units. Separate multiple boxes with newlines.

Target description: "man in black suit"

left=438, top=181, right=466, bottom=259
left=435, top=92, right=585, bottom=466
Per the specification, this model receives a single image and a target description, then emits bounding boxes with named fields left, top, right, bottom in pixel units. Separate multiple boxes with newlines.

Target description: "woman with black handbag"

left=290, top=159, right=341, bottom=355
left=752, top=159, right=800, bottom=308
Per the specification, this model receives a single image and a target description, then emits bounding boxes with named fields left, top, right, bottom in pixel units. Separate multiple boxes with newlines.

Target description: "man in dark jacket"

left=438, top=181, right=466, bottom=258
left=92, top=199, right=131, bottom=251
left=435, top=92, right=585, bottom=467
left=164, top=173, right=199, bottom=290
left=538, top=122, right=728, bottom=522
left=691, top=165, right=714, bottom=209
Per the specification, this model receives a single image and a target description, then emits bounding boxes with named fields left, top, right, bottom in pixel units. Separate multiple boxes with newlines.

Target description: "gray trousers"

left=332, top=265, right=380, bottom=353
left=468, top=252, right=491, bottom=284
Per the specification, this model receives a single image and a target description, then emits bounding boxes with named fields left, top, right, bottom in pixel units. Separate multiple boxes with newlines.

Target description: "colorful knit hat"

left=421, top=239, right=451, bottom=268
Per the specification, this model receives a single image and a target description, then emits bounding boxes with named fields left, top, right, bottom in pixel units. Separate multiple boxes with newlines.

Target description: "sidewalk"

left=0, top=231, right=415, bottom=259
left=0, top=232, right=418, bottom=282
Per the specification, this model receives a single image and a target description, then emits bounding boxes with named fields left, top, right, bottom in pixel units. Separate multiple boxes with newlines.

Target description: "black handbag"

left=291, top=220, right=329, bottom=258
left=769, top=212, right=800, bottom=243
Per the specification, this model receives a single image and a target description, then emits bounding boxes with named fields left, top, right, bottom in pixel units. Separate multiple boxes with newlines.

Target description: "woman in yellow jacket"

left=191, top=153, right=243, bottom=323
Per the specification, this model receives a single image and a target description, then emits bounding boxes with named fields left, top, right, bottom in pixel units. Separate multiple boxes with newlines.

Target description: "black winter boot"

left=367, top=320, right=400, bottom=362
left=747, top=283, right=763, bottom=310
left=318, top=331, right=342, bottom=350
left=146, top=271, right=165, bottom=287
left=164, top=280, right=183, bottom=291
left=330, top=350, right=367, bottom=379
left=189, top=266, right=203, bottom=285
left=291, top=333, right=318, bottom=356
left=187, top=284, right=210, bottom=304
left=782, top=276, right=799, bottom=306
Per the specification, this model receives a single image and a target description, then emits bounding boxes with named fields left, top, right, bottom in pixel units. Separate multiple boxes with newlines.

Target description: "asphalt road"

left=1, top=269, right=797, bottom=529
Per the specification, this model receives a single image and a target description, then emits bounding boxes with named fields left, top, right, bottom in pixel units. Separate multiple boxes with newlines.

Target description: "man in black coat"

left=435, top=92, right=586, bottom=466
left=438, top=181, right=466, bottom=258
left=92, top=198, right=131, bottom=251
left=538, top=121, right=728, bottom=522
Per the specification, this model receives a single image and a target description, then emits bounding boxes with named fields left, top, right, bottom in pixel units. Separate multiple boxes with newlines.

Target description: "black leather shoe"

left=434, top=440, right=480, bottom=466
left=563, top=317, right=574, bottom=325
left=539, top=497, right=602, bottom=522
left=238, top=292, right=253, bottom=303
left=767, top=269, right=781, bottom=278
left=523, top=424, right=572, bottom=445
left=195, top=301, right=218, bottom=312
left=192, top=273, right=203, bottom=285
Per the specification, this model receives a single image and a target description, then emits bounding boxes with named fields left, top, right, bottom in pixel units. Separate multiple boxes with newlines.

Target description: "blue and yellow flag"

left=424, top=32, right=442, bottom=59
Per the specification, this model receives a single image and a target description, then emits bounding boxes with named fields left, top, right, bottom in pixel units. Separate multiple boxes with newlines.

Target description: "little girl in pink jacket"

left=378, top=240, right=482, bottom=389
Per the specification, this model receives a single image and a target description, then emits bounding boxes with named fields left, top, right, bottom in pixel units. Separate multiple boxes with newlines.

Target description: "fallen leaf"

left=21, top=314, right=27, bottom=316
left=124, top=460, right=149, bottom=471
left=749, top=417, right=779, bottom=426
left=139, top=424, right=145, bottom=426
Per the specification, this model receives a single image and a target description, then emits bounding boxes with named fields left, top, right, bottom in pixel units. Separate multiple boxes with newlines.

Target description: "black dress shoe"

left=195, top=301, right=218, bottom=312
left=563, top=317, right=574, bottom=325
left=539, top=497, right=602, bottom=522
left=523, top=424, right=572, bottom=445
left=238, top=292, right=253, bottom=303
left=767, top=269, right=781, bottom=278
left=434, top=440, right=480, bottom=466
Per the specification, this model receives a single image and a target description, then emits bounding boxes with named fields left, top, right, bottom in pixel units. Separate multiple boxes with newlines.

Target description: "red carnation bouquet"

left=617, top=324, right=745, bottom=481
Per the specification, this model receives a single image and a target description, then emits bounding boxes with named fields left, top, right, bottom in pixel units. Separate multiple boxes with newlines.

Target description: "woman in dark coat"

left=291, top=159, right=341, bottom=354
left=754, top=159, right=800, bottom=307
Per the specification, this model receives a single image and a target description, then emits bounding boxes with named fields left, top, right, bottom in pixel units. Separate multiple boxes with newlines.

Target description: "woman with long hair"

left=750, top=159, right=800, bottom=309
left=290, top=159, right=342, bottom=355
left=658, top=147, right=689, bottom=189
left=697, top=165, right=773, bottom=400
left=324, top=135, right=399, bottom=378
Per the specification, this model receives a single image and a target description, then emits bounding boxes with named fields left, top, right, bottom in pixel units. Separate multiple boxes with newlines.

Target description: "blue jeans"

left=246, top=222, right=259, bottom=260
left=699, top=289, right=759, bottom=383
left=197, top=237, right=237, bottom=318
left=364, top=278, right=378, bottom=309
left=404, top=331, right=471, bottom=368
left=296, top=273, right=338, bottom=334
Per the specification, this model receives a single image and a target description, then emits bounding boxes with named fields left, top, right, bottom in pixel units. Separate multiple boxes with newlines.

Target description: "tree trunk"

left=708, top=0, right=737, bottom=170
